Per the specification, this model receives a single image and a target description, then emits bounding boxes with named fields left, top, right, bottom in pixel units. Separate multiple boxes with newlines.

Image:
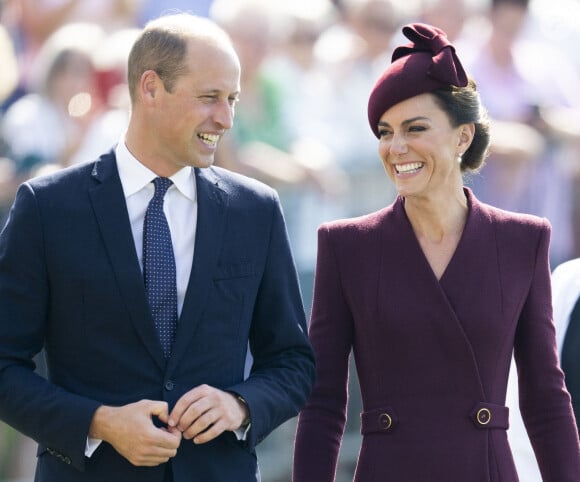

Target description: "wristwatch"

left=237, top=395, right=251, bottom=429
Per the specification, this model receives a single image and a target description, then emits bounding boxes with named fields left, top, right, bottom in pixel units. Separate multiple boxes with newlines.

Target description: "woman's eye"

left=408, top=125, right=426, bottom=132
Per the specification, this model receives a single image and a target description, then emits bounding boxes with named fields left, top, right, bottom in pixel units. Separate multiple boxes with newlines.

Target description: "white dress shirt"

left=551, top=258, right=580, bottom=354
left=116, top=139, right=197, bottom=316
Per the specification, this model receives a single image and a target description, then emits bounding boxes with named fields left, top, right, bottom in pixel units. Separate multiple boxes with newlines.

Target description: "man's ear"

left=140, top=70, right=161, bottom=104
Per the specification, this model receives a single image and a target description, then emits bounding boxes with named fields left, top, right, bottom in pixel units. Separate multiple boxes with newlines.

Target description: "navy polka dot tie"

left=143, top=177, right=177, bottom=359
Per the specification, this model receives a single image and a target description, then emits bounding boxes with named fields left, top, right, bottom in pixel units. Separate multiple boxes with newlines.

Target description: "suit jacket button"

left=164, top=380, right=174, bottom=391
left=379, top=412, right=392, bottom=430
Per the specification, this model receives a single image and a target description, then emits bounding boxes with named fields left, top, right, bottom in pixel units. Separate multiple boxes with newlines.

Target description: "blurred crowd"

left=1, top=0, right=580, bottom=480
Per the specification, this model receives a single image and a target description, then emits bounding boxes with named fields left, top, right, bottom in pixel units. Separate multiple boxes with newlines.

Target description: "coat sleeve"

left=293, top=224, right=354, bottom=482
left=514, top=220, right=580, bottom=481
left=0, top=183, right=100, bottom=471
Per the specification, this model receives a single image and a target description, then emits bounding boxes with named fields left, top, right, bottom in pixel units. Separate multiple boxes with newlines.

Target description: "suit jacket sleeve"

left=0, top=183, right=100, bottom=471
left=227, top=190, right=316, bottom=451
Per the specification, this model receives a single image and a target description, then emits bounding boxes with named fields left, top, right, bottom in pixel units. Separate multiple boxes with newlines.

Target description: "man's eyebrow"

left=198, top=89, right=240, bottom=96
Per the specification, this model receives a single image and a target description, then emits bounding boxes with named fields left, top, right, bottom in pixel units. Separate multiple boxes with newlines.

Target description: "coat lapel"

left=386, top=190, right=491, bottom=400
left=88, top=152, right=165, bottom=370
left=168, top=167, right=228, bottom=369
left=439, top=189, right=501, bottom=308
left=436, top=189, right=502, bottom=400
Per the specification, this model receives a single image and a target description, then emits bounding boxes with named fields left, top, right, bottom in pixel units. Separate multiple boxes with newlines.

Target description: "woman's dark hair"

left=431, top=78, right=490, bottom=173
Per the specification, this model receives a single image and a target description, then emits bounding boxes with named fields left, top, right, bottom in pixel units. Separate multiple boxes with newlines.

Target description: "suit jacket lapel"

left=168, top=167, right=228, bottom=369
left=88, top=152, right=166, bottom=370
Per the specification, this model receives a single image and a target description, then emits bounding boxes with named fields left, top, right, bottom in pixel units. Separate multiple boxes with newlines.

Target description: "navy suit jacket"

left=0, top=151, right=315, bottom=482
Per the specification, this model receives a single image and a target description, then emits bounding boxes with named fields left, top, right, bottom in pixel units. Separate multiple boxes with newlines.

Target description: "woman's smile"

left=394, top=162, right=425, bottom=175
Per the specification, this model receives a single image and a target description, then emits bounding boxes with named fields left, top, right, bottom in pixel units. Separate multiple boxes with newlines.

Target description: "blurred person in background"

left=136, top=0, right=213, bottom=26
left=527, top=0, right=580, bottom=70
left=0, top=16, right=22, bottom=287
left=0, top=9, right=26, bottom=113
left=0, top=20, right=33, bottom=482
left=525, top=0, right=580, bottom=260
left=293, top=22, right=580, bottom=481
left=463, top=0, right=580, bottom=266
left=0, top=22, right=18, bottom=157
left=417, top=0, right=489, bottom=56
left=248, top=1, right=350, bottom=311
left=313, top=0, right=407, bottom=218
left=1, top=0, right=138, bottom=94
left=68, top=27, right=141, bottom=166
left=419, top=0, right=476, bottom=42
left=212, top=1, right=298, bottom=181
left=212, top=0, right=348, bottom=315
left=1, top=22, right=105, bottom=176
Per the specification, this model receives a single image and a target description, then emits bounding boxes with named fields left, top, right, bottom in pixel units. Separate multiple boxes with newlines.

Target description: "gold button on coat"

left=476, top=407, right=491, bottom=425
left=379, top=413, right=392, bottom=430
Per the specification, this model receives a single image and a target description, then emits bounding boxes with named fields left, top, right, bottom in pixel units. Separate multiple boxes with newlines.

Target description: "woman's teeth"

left=396, top=162, right=423, bottom=174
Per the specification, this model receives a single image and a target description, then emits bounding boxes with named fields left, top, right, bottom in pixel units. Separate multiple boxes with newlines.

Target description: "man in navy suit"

left=0, top=13, right=314, bottom=482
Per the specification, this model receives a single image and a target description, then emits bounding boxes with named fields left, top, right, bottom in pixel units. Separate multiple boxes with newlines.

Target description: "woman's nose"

left=389, top=132, right=408, bottom=155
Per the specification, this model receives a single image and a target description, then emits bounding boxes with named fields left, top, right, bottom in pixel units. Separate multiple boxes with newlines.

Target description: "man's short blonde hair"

left=127, top=13, right=234, bottom=104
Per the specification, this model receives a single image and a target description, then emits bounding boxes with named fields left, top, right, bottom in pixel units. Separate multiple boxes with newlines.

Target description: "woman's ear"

left=458, top=122, right=475, bottom=154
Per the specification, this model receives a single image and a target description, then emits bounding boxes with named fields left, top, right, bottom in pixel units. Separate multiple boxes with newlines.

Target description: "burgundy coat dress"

left=293, top=188, right=580, bottom=482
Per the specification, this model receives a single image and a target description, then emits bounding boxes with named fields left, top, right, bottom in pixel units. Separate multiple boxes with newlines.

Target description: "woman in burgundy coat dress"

left=293, top=23, right=580, bottom=482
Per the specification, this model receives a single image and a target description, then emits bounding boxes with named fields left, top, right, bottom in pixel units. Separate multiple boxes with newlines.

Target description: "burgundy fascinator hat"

left=367, top=23, right=468, bottom=138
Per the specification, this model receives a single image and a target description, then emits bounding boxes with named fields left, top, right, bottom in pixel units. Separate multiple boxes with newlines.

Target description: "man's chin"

left=189, top=155, right=215, bottom=169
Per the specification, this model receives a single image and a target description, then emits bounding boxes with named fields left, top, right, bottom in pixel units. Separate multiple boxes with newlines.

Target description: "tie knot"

left=153, top=177, right=172, bottom=199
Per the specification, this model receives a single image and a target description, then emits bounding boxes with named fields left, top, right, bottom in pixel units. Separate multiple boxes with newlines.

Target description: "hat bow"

left=392, top=23, right=468, bottom=88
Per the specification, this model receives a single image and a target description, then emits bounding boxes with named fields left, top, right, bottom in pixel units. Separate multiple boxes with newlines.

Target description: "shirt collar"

left=115, top=136, right=196, bottom=202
